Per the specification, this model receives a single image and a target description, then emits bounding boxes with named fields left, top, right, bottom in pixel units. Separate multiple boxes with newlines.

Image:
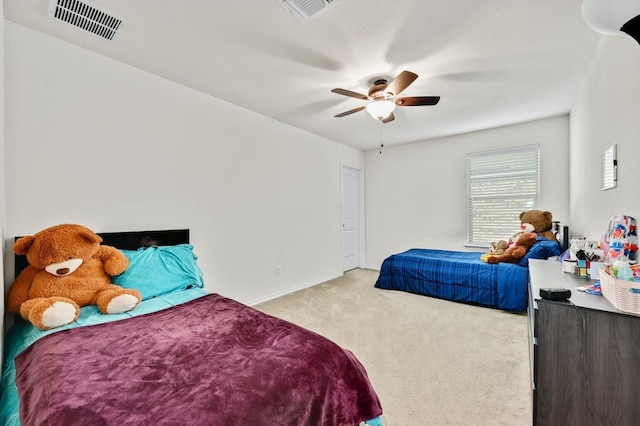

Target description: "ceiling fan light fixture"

left=332, top=70, right=439, bottom=122
left=366, top=100, right=396, bottom=120
left=581, top=0, right=640, bottom=39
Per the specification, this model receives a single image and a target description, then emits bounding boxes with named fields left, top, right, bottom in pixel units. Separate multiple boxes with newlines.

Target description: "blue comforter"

left=375, top=249, right=530, bottom=312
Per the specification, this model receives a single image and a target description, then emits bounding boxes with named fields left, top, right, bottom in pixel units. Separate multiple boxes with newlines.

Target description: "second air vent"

left=280, top=0, right=336, bottom=21
left=49, top=0, right=123, bottom=41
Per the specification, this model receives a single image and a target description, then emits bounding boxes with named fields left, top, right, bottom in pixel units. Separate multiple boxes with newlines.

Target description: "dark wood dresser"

left=528, top=259, right=640, bottom=426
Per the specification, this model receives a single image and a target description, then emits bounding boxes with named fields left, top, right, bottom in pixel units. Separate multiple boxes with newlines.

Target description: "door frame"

left=341, top=164, right=365, bottom=271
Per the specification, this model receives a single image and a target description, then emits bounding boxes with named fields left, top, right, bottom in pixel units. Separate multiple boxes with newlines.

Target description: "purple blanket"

left=15, top=294, right=382, bottom=425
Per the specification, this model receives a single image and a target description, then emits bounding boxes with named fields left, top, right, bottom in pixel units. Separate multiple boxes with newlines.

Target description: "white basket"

left=599, top=268, right=640, bottom=315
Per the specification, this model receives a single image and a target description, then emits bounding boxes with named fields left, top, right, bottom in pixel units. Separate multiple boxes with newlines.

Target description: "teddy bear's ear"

left=14, top=236, right=35, bottom=255
left=79, top=229, right=103, bottom=244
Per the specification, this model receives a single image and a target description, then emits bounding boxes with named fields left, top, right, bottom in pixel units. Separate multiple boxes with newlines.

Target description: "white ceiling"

left=4, top=0, right=604, bottom=151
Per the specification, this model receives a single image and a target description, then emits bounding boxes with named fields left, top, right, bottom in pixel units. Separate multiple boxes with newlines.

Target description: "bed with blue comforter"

left=375, top=237, right=561, bottom=312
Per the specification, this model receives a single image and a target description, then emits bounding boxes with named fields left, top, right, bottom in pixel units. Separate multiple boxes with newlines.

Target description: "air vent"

left=49, top=0, right=122, bottom=41
left=280, top=0, right=336, bottom=21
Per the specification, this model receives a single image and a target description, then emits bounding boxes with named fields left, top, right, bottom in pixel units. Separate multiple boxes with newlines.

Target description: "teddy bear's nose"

left=45, top=258, right=84, bottom=276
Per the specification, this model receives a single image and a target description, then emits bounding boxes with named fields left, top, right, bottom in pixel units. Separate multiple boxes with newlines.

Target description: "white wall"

left=6, top=17, right=640, bottom=308
left=3, top=22, right=364, bottom=305
left=1, top=0, right=6, bottom=348
left=571, top=35, right=640, bottom=241
left=364, top=116, right=571, bottom=269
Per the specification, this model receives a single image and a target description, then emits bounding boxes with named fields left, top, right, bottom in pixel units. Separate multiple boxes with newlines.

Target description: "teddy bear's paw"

left=106, top=294, right=140, bottom=314
left=41, top=301, right=79, bottom=329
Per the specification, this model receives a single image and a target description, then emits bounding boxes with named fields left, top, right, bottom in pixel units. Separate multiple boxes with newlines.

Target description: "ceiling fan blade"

left=384, top=70, right=418, bottom=97
left=331, top=88, right=368, bottom=100
left=381, top=113, right=395, bottom=123
left=395, top=96, right=441, bottom=106
left=334, top=106, right=366, bottom=118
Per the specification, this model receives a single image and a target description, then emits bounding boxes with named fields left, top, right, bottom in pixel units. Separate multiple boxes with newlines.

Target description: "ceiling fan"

left=331, top=70, right=440, bottom=123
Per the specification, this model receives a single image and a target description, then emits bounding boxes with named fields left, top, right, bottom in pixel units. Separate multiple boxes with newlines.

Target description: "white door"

left=342, top=166, right=360, bottom=271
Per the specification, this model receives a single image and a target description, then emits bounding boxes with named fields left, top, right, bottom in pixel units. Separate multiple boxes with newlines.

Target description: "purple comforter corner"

left=15, top=294, right=382, bottom=425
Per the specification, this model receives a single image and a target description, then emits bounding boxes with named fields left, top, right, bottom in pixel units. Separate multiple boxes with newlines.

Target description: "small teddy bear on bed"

left=490, top=223, right=535, bottom=255
left=7, top=224, right=142, bottom=330
left=486, top=232, right=537, bottom=264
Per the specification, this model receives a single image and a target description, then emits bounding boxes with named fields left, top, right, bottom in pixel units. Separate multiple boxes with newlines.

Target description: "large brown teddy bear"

left=487, top=232, right=537, bottom=264
left=520, top=210, right=557, bottom=242
left=8, top=224, right=142, bottom=330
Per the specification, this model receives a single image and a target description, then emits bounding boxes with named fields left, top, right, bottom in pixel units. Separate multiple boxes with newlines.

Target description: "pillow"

left=518, top=236, right=562, bottom=266
left=112, top=244, right=204, bottom=300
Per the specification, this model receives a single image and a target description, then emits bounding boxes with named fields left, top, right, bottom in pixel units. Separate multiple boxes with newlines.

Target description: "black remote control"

left=540, top=287, right=572, bottom=301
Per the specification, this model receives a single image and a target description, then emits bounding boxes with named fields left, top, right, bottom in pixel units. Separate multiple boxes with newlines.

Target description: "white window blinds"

left=466, top=144, right=540, bottom=246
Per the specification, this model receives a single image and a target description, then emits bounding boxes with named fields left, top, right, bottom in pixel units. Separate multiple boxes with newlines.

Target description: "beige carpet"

left=255, top=268, right=532, bottom=426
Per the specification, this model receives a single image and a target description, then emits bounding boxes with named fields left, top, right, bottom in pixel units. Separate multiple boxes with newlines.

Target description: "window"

left=466, top=144, right=540, bottom=247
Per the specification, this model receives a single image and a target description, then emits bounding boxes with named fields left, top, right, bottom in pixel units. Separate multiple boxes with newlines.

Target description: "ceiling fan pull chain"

left=379, top=121, right=384, bottom=154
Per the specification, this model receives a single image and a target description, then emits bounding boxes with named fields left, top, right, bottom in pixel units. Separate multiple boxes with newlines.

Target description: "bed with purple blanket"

left=375, top=237, right=562, bottom=312
left=1, top=229, right=382, bottom=426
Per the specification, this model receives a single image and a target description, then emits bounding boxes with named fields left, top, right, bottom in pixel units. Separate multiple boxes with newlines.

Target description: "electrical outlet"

left=275, top=265, right=281, bottom=276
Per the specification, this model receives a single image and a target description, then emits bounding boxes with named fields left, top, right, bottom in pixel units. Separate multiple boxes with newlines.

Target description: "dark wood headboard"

left=14, top=229, right=190, bottom=277
left=96, top=229, right=190, bottom=250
